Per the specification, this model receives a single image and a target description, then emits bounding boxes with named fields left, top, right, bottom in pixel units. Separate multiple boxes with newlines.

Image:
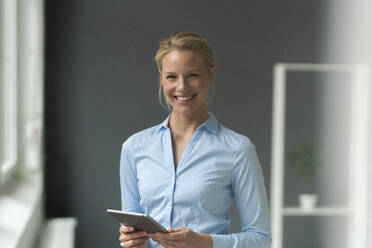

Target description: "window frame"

left=0, top=0, right=18, bottom=187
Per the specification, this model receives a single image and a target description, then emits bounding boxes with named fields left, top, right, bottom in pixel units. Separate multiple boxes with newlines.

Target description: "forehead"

left=162, top=50, right=205, bottom=72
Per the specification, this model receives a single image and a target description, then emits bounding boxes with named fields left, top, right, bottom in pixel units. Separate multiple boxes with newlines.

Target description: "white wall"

left=319, top=0, right=372, bottom=247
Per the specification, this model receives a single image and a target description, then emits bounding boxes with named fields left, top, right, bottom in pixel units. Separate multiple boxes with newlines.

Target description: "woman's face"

left=160, top=50, right=215, bottom=117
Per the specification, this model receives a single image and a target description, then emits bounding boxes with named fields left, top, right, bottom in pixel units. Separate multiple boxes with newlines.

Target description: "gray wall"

left=44, top=1, right=326, bottom=247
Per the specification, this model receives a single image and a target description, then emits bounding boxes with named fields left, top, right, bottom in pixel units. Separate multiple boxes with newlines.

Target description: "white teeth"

left=177, top=96, right=193, bottom=101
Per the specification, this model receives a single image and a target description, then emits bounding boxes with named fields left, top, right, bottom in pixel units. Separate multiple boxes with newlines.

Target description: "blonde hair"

left=154, top=32, right=216, bottom=111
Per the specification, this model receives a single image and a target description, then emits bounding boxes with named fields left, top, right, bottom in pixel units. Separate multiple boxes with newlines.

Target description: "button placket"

left=168, top=128, right=202, bottom=228
left=168, top=175, right=176, bottom=227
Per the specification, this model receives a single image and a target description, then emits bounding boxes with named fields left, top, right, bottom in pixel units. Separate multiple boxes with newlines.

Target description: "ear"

left=209, top=66, right=216, bottom=85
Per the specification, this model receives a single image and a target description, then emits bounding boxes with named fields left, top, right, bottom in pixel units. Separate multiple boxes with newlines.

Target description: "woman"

left=119, top=32, right=271, bottom=248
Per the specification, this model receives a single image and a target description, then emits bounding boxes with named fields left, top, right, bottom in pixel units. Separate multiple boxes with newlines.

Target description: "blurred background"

left=0, top=0, right=371, bottom=247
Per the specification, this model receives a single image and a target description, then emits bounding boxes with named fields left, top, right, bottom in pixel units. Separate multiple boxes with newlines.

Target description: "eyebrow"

left=163, top=69, right=201, bottom=74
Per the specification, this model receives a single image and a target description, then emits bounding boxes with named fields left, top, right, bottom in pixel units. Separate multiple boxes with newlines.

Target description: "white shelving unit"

left=282, top=207, right=351, bottom=216
left=270, top=63, right=369, bottom=248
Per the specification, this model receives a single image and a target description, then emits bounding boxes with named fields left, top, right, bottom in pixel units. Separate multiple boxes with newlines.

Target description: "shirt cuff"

left=210, top=234, right=231, bottom=248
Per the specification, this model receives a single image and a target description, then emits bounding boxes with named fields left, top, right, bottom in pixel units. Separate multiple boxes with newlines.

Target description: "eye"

left=189, top=73, right=199, bottom=77
left=166, top=75, right=176, bottom=79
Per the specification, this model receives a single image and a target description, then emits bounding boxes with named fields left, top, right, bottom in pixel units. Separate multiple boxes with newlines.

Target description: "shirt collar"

left=160, top=114, right=171, bottom=130
left=159, top=112, right=219, bottom=135
left=201, top=112, right=219, bottom=134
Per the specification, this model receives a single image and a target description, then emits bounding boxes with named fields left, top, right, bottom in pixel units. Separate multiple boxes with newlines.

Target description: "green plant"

left=289, top=143, right=320, bottom=179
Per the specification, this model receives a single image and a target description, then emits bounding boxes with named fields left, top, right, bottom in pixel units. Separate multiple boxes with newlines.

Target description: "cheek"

left=161, top=84, right=173, bottom=97
left=194, top=82, right=210, bottom=94
left=194, top=76, right=211, bottom=89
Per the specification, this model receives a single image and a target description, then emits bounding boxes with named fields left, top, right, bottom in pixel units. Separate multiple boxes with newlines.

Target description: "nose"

left=177, top=77, right=188, bottom=90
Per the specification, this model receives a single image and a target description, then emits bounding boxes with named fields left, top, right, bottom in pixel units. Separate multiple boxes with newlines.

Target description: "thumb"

left=171, top=227, right=185, bottom=232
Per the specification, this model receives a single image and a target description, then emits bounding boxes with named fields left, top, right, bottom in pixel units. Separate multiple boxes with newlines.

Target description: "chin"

left=173, top=109, right=194, bottom=115
left=173, top=106, right=206, bottom=116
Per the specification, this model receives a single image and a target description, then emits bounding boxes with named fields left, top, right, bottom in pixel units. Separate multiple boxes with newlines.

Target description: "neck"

left=168, top=110, right=209, bottom=138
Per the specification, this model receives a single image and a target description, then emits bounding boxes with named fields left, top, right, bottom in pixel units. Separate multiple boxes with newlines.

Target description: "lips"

left=174, top=94, right=196, bottom=102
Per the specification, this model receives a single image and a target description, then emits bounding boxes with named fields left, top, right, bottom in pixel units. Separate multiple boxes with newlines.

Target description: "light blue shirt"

left=120, top=113, right=271, bottom=247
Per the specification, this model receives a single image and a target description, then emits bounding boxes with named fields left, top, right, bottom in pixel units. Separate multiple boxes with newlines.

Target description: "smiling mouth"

left=174, top=94, right=196, bottom=102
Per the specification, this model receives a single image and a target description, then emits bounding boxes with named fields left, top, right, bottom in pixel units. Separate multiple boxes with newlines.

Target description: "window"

left=0, top=0, right=44, bottom=187
left=0, top=0, right=18, bottom=187
left=0, top=0, right=44, bottom=245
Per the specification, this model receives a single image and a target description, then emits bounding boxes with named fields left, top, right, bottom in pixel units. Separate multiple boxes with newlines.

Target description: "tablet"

left=107, top=209, right=168, bottom=233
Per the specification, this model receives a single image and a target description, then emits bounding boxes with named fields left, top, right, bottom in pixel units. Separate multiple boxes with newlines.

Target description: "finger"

left=148, top=232, right=168, bottom=241
left=171, top=227, right=185, bottom=232
left=153, top=238, right=178, bottom=248
left=123, top=237, right=147, bottom=247
left=167, top=227, right=186, bottom=233
left=123, top=240, right=148, bottom=248
left=119, top=231, right=148, bottom=242
left=162, top=228, right=189, bottom=241
left=147, top=233, right=163, bottom=244
left=127, top=231, right=148, bottom=240
left=120, top=225, right=136, bottom=234
left=159, top=232, right=174, bottom=239
left=149, top=237, right=170, bottom=247
left=149, top=232, right=176, bottom=242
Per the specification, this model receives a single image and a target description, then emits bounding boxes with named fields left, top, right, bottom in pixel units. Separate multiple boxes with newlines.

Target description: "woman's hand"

left=119, top=225, right=148, bottom=248
left=148, top=227, right=213, bottom=248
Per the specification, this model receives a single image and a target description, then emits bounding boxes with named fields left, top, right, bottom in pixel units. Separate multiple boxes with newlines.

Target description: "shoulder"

left=217, top=124, right=255, bottom=152
left=122, top=122, right=163, bottom=150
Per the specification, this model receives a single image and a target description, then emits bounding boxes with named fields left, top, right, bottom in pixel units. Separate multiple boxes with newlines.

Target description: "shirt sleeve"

left=119, top=138, right=143, bottom=213
left=210, top=138, right=272, bottom=248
